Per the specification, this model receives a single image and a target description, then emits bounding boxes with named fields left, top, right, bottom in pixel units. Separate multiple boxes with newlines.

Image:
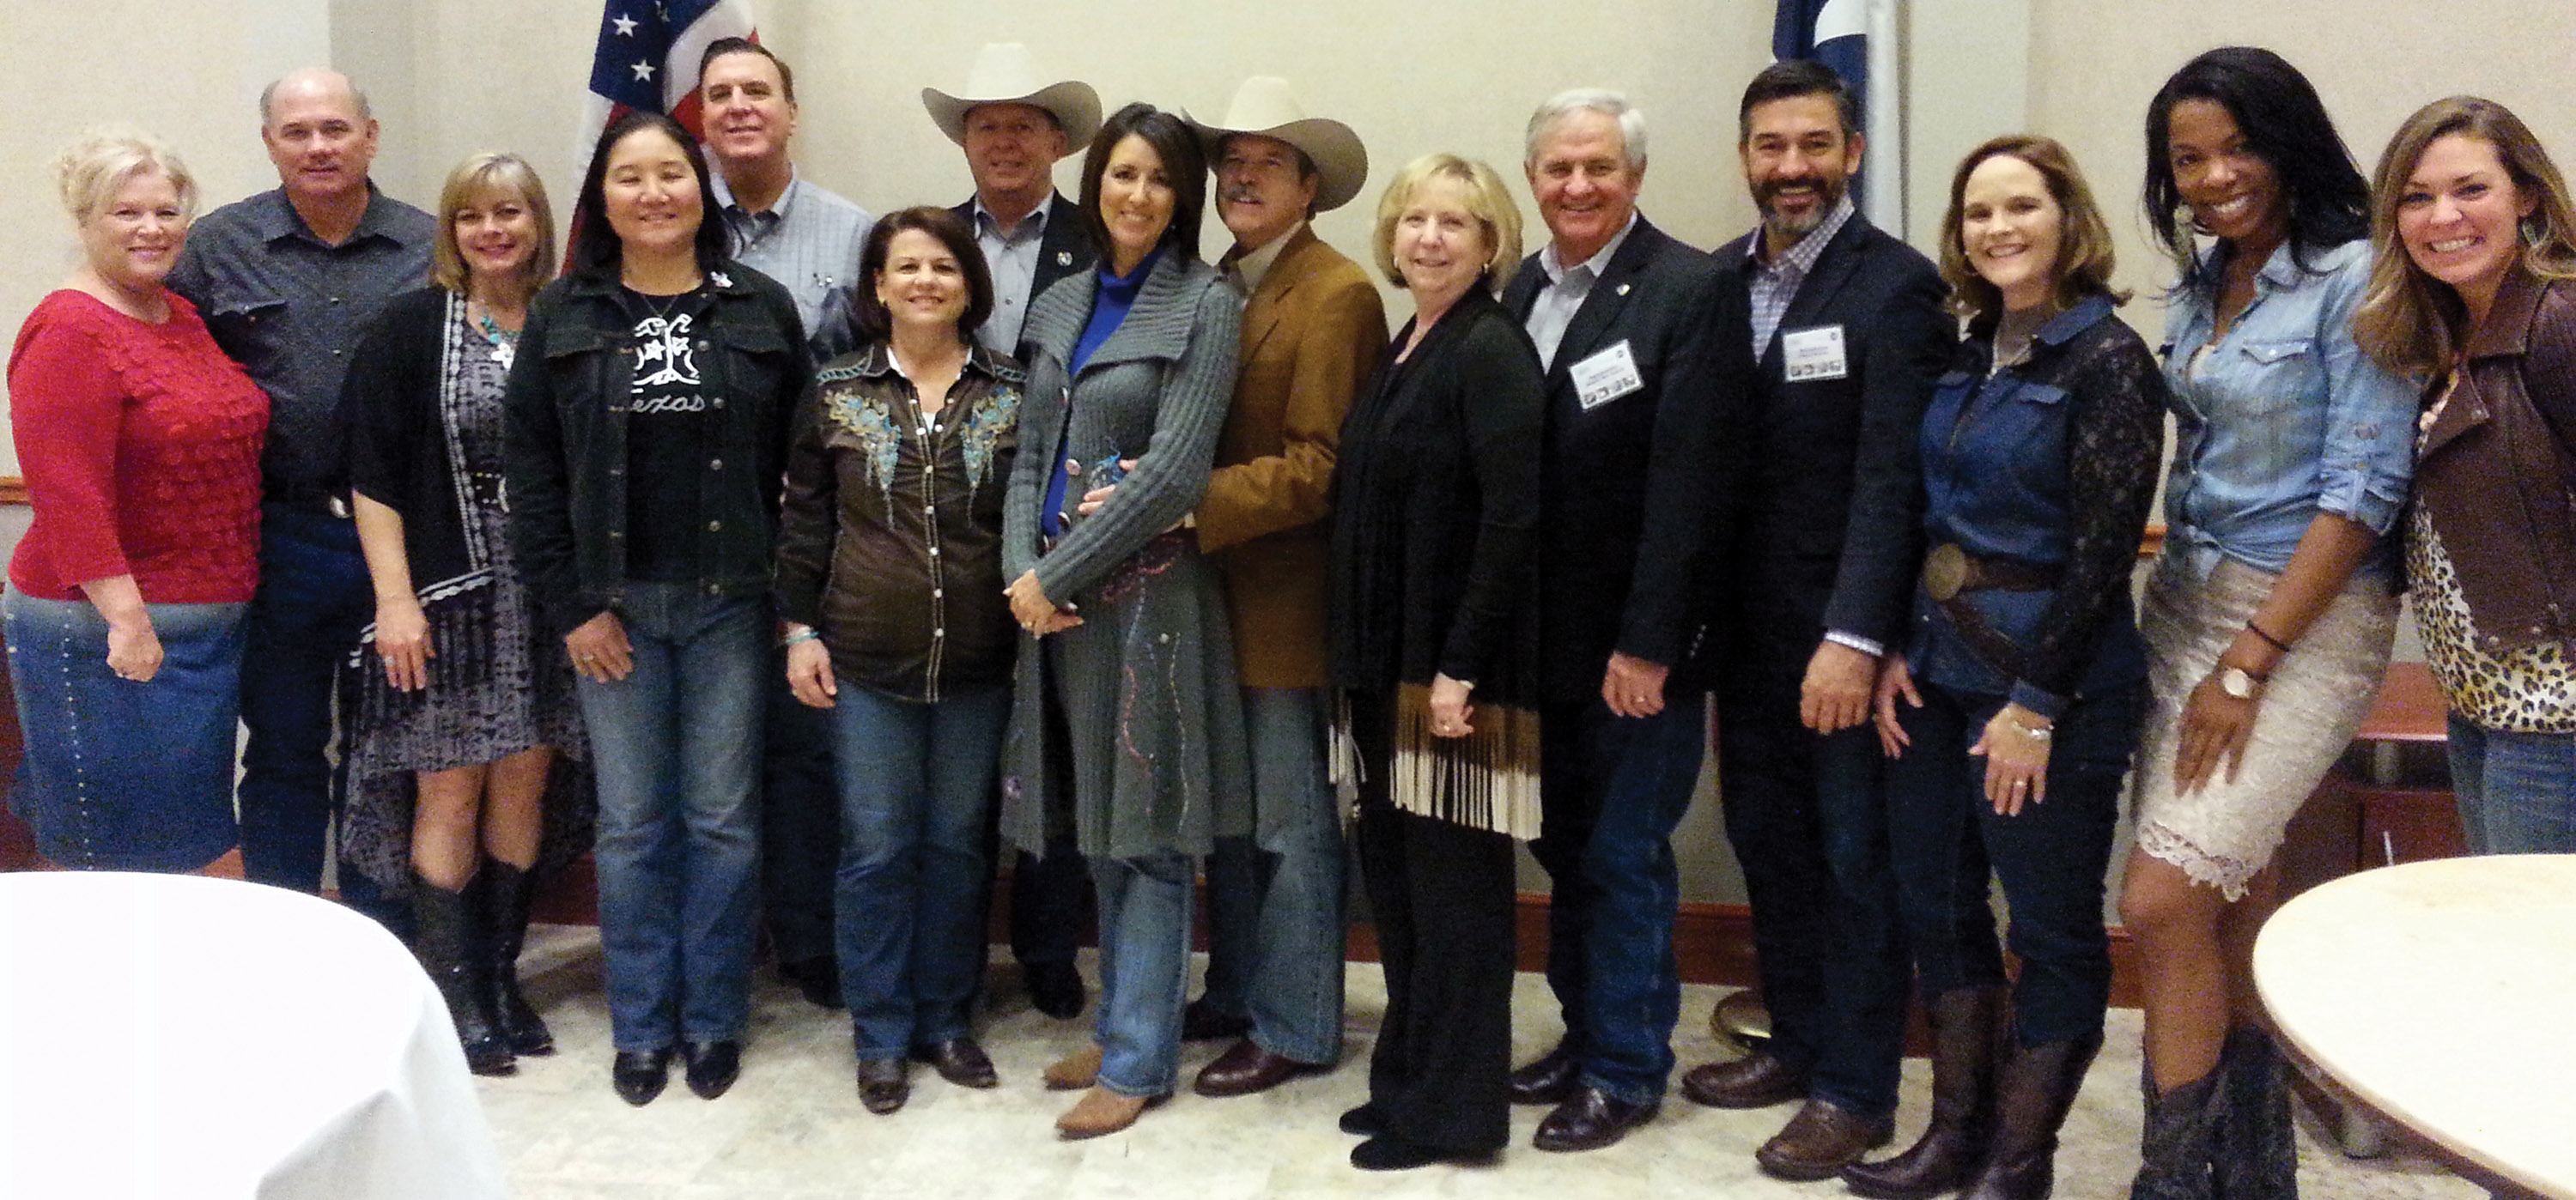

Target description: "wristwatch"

left=2216, top=664, right=2266, bottom=700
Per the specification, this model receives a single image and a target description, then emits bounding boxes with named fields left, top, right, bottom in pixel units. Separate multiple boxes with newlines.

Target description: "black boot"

left=2129, top=1063, right=2221, bottom=1200
left=1959, top=1030, right=2101, bottom=1200
left=483, top=858, right=556, bottom=1056
left=1844, top=985, right=2007, bottom=1199
left=413, top=872, right=514, bottom=1076
left=2215, top=1027, right=2297, bottom=1199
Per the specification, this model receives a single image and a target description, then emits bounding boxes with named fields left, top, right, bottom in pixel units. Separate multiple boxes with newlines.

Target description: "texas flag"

left=1773, top=0, right=1897, bottom=224
left=579, top=0, right=758, bottom=179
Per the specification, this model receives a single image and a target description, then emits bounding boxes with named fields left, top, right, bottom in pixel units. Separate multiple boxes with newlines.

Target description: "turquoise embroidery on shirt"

left=826, top=389, right=902, bottom=503
left=955, top=385, right=1021, bottom=496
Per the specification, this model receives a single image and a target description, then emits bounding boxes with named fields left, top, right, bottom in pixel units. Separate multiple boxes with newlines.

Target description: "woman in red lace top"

left=4, top=130, right=267, bottom=873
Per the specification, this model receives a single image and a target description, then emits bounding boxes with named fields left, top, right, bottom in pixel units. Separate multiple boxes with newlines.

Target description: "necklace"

left=469, top=299, right=520, bottom=368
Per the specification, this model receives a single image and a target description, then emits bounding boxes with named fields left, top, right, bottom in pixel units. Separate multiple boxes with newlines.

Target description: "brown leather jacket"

left=2414, top=270, right=2576, bottom=653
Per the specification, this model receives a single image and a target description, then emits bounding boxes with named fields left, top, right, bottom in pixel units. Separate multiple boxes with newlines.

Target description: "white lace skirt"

left=2130, top=554, right=2398, bottom=900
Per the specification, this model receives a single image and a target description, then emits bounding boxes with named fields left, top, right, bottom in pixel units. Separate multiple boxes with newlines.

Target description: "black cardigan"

left=1327, top=286, right=1546, bottom=708
left=343, top=287, right=495, bottom=591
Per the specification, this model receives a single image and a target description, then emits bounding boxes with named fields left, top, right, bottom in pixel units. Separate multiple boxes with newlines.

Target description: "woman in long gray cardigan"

left=999, top=101, right=1248, bottom=1139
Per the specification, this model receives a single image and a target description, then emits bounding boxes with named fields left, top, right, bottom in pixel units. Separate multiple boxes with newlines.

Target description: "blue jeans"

left=574, top=582, right=766, bottom=1052
left=1093, top=852, right=1195, bottom=1098
left=2446, top=713, right=2576, bottom=855
left=1532, top=692, right=1709, bottom=1106
left=1885, top=681, right=2141, bottom=1046
left=828, top=682, right=1008, bottom=1058
left=235, top=503, right=371, bottom=893
left=1198, top=687, right=1346, bottom=1064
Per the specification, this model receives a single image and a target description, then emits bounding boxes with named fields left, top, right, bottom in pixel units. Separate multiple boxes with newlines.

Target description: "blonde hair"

left=431, top=153, right=558, bottom=300
left=1371, top=153, right=1524, bottom=293
left=2355, top=96, right=2576, bottom=380
left=1936, top=134, right=2124, bottom=325
left=53, top=128, right=197, bottom=227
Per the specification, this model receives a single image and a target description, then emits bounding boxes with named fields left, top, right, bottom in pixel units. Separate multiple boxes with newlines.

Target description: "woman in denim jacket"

left=503, top=111, right=811, bottom=1108
left=2118, top=49, right=2416, bottom=1199
left=2357, top=98, right=2576, bottom=857
left=1860, top=136, right=2164, bottom=1200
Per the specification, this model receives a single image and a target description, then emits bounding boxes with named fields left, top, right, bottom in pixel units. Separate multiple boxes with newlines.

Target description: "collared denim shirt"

left=2159, top=239, right=2415, bottom=582
left=1910, top=296, right=2152, bottom=715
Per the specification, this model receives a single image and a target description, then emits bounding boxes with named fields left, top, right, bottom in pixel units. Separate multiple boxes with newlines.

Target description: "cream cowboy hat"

left=1185, top=76, right=1368, bottom=213
left=921, top=43, right=1102, bottom=154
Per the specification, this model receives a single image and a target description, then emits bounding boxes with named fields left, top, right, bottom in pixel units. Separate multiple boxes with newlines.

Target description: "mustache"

left=1221, top=185, right=1265, bottom=205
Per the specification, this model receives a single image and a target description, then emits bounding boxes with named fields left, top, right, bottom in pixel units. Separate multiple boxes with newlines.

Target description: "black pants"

left=1716, top=669, right=1910, bottom=1118
left=760, top=668, right=839, bottom=968
left=1350, top=689, right=1514, bottom=1155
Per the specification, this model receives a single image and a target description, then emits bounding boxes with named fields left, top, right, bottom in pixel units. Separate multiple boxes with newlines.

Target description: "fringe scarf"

left=1337, top=683, right=1542, bottom=840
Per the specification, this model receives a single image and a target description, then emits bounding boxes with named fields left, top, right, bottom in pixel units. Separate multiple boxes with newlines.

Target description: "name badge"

left=1570, top=340, right=1645, bottom=410
left=1783, top=324, right=1849, bottom=382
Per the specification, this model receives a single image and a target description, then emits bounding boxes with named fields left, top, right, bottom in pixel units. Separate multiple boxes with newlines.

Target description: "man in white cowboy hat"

left=689, top=36, right=877, bottom=1017
left=1174, top=75, right=1388, bottom=1099
left=920, top=41, right=1102, bottom=1022
left=923, top=42, right=1102, bottom=358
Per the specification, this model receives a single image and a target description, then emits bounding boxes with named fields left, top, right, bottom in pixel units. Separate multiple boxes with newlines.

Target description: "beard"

left=1756, top=177, right=1844, bottom=239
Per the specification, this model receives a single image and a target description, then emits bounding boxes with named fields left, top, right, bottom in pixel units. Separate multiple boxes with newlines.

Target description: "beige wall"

left=2, top=0, right=2568, bottom=902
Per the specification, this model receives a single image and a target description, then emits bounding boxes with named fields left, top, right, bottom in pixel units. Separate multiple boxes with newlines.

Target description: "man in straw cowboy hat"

left=920, top=42, right=1102, bottom=1021
left=924, top=42, right=1101, bottom=359
left=1168, top=76, right=1388, bottom=1100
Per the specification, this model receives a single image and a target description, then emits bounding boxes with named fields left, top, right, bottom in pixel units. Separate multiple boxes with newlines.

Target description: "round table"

left=2252, top=853, right=2576, bottom=1197
left=0, top=871, right=507, bottom=1198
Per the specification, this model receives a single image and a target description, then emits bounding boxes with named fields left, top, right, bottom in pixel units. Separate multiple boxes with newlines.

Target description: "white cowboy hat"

left=921, top=43, right=1102, bottom=155
left=1185, top=76, right=1368, bottom=213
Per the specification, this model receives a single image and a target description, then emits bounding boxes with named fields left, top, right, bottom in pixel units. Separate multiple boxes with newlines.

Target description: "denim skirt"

left=3, top=589, right=247, bottom=870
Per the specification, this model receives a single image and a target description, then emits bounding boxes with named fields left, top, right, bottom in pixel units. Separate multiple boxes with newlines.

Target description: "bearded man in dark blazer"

left=1677, top=58, right=1953, bottom=1185
left=1499, top=88, right=1756, bottom=1155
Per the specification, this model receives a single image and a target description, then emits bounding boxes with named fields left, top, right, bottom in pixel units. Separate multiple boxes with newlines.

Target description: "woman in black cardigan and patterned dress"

left=340, top=154, right=587, bottom=1076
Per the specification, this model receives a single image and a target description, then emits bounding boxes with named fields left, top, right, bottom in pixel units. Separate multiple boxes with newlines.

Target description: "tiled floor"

left=481, top=926, right=2481, bottom=1199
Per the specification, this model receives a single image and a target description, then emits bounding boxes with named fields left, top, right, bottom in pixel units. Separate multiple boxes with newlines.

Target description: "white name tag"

left=1570, top=339, right=1646, bottom=410
left=1783, top=324, right=1849, bottom=382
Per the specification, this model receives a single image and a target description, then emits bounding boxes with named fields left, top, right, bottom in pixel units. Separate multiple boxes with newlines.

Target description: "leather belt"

left=1923, top=542, right=2062, bottom=602
left=1921, top=543, right=2063, bottom=680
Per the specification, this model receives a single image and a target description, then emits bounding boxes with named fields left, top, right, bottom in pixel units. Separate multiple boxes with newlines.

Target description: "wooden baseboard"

left=0, top=477, right=24, bottom=506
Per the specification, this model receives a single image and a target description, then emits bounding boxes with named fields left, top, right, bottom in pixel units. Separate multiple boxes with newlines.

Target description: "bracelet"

left=2245, top=620, right=2292, bottom=654
left=781, top=627, right=821, bottom=646
left=2004, top=712, right=2053, bottom=742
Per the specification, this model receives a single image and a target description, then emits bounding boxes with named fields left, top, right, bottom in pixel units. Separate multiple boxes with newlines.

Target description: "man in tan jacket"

left=1182, top=77, right=1388, bottom=1096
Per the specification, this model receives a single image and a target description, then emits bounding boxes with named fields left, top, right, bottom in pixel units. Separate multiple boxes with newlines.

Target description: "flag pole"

left=1863, top=0, right=1905, bottom=239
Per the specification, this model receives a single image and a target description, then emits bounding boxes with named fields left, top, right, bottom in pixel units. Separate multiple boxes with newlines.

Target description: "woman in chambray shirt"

left=2118, top=47, right=2415, bottom=1198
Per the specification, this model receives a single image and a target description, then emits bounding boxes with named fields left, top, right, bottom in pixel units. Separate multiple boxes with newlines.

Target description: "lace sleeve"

left=2016, top=325, right=2169, bottom=706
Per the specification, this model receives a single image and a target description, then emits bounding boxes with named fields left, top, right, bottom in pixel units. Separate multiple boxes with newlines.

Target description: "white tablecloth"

left=0, top=872, right=507, bottom=1198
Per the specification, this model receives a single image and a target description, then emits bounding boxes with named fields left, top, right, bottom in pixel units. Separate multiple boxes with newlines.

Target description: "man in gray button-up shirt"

left=697, top=39, right=870, bottom=361
left=167, top=68, right=434, bottom=905
left=693, top=37, right=872, bottom=1013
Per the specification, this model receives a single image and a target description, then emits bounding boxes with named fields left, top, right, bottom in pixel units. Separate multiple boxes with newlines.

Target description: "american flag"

left=578, top=0, right=758, bottom=180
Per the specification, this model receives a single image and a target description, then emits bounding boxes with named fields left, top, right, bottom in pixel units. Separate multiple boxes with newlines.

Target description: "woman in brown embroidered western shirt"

left=775, top=206, right=1021, bottom=1114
